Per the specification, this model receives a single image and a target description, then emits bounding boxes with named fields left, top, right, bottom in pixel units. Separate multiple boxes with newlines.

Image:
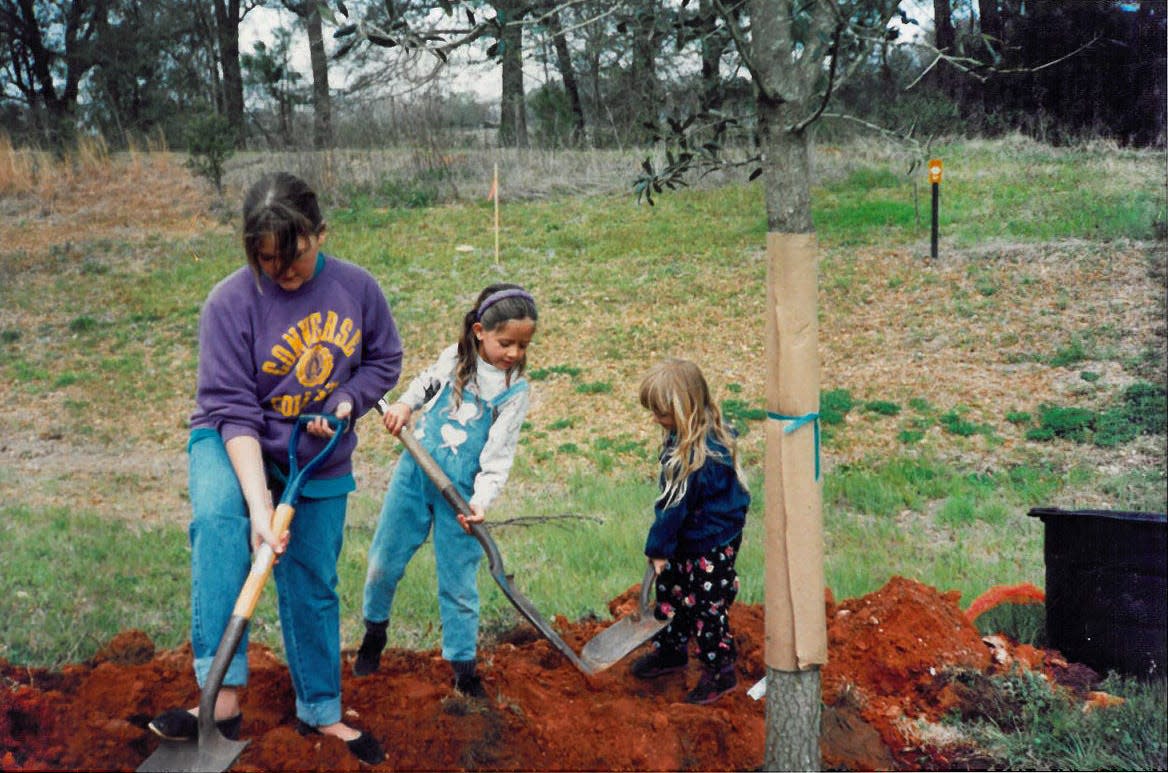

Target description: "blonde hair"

left=638, top=358, right=748, bottom=509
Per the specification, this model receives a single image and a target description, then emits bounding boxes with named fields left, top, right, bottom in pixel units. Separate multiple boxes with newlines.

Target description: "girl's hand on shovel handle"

left=458, top=503, right=485, bottom=534
left=250, top=504, right=290, bottom=556
left=306, top=401, right=351, bottom=438
left=380, top=401, right=412, bottom=436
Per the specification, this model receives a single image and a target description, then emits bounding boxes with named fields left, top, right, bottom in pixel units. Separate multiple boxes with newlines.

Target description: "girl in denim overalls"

left=356, top=284, right=537, bottom=698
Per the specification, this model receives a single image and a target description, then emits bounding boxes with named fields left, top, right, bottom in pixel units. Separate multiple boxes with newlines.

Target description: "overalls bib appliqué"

left=413, top=378, right=527, bottom=498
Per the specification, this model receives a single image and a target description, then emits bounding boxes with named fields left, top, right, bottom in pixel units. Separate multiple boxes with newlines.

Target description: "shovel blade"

left=580, top=614, right=670, bottom=673
left=137, top=732, right=249, bottom=773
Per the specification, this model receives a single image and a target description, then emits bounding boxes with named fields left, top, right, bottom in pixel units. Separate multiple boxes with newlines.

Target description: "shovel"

left=579, top=563, right=670, bottom=673
left=138, top=413, right=345, bottom=773
left=382, top=402, right=595, bottom=675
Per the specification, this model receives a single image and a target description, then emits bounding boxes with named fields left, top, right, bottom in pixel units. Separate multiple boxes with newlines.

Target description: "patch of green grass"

left=863, top=400, right=901, bottom=416
left=1027, top=384, right=1166, bottom=448
left=67, top=315, right=100, bottom=333
left=940, top=407, right=988, bottom=438
left=938, top=142, right=1166, bottom=244
left=574, top=381, right=612, bottom=395
left=721, top=398, right=768, bottom=435
left=528, top=364, right=583, bottom=380
left=0, top=506, right=194, bottom=667
left=1048, top=338, right=1090, bottom=368
left=820, top=388, right=854, bottom=425
left=947, top=671, right=1168, bottom=771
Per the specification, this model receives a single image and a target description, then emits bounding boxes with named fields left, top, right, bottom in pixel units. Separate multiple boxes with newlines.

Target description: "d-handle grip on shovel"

left=197, top=414, right=346, bottom=737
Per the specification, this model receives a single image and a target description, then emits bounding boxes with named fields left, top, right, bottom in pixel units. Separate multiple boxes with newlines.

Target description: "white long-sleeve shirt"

left=395, top=344, right=530, bottom=511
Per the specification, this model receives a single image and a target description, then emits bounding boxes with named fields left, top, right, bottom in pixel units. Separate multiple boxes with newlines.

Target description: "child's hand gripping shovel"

left=380, top=400, right=596, bottom=676
left=579, top=563, right=671, bottom=673
left=138, top=413, right=346, bottom=773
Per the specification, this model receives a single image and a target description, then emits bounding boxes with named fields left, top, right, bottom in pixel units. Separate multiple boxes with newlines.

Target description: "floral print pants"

left=651, top=534, right=742, bottom=671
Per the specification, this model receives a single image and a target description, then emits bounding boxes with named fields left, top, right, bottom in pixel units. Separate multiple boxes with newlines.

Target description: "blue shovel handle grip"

left=281, top=413, right=347, bottom=505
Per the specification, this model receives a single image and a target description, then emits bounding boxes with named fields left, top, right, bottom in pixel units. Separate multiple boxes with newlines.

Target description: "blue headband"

left=476, top=288, right=534, bottom=320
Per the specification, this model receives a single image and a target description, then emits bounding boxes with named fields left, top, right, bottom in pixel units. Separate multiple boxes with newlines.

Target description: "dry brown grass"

left=0, top=136, right=222, bottom=273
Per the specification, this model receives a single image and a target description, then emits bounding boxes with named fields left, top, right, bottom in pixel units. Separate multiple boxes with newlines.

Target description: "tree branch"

left=791, top=15, right=844, bottom=133
left=487, top=513, right=605, bottom=530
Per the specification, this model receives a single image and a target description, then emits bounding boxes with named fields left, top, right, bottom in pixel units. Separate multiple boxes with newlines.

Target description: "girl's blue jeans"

left=362, top=453, right=484, bottom=663
left=187, top=428, right=348, bottom=727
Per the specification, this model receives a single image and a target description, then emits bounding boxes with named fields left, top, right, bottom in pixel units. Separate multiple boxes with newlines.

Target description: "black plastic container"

left=1028, top=507, right=1167, bottom=678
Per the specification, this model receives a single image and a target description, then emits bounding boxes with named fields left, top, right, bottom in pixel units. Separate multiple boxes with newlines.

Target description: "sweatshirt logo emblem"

left=296, top=344, right=334, bottom=388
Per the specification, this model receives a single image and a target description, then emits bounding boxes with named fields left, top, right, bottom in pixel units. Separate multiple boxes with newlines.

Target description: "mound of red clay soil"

left=2, top=576, right=1105, bottom=772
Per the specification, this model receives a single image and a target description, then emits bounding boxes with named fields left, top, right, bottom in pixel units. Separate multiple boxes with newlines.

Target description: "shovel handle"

left=195, top=413, right=344, bottom=744
left=637, top=563, right=657, bottom=621
left=231, top=414, right=345, bottom=619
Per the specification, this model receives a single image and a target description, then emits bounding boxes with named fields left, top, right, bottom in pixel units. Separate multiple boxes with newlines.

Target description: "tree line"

left=0, top=0, right=1163, bottom=156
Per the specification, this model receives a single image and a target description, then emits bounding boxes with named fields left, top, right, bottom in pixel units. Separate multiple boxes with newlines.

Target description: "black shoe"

left=630, top=648, right=688, bottom=680
left=296, top=719, right=386, bottom=766
left=453, top=672, right=488, bottom=699
left=354, top=628, right=387, bottom=677
left=685, top=664, right=738, bottom=705
left=148, top=708, right=242, bottom=741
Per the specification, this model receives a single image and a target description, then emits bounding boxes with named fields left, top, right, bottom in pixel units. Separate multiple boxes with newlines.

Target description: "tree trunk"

left=932, top=0, right=956, bottom=96
left=698, top=0, right=727, bottom=112
left=749, top=0, right=831, bottom=768
left=496, top=0, right=528, bottom=148
left=545, top=3, right=585, bottom=145
left=305, top=6, right=332, bottom=149
left=214, top=0, right=245, bottom=147
left=628, top=1, right=661, bottom=144
left=978, top=0, right=1004, bottom=115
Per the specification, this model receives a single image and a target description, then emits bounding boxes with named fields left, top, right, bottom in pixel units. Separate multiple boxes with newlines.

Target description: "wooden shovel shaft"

left=231, top=503, right=295, bottom=619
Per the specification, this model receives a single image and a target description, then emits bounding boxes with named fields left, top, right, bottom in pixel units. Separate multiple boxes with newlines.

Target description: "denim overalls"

left=363, top=377, right=527, bottom=663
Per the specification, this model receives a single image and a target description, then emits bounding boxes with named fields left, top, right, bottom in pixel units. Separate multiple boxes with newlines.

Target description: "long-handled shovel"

left=138, top=413, right=345, bottom=773
left=389, top=420, right=596, bottom=675
left=579, top=563, right=670, bottom=673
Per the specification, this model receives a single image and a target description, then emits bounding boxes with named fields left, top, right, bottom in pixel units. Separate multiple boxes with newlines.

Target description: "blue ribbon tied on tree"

left=766, top=410, right=821, bottom=480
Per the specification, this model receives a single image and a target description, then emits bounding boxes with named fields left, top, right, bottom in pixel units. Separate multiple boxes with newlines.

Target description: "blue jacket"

left=644, top=433, right=750, bottom=559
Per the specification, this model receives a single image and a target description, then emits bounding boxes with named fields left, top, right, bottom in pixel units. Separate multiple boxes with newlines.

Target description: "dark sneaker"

left=685, top=665, right=738, bottom=705
left=296, top=719, right=386, bottom=766
left=148, top=708, right=242, bottom=741
left=630, top=648, right=688, bottom=680
left=354, top=630, right=386, bottom=676
left=453, top=672, right=488, bottom=699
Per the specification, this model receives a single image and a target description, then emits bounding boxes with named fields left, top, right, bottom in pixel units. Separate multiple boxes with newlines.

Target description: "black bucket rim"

left=1027, top=507, right=1167, bottom=524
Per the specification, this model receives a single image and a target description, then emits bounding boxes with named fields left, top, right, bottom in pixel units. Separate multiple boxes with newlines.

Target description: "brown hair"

left=451, top=283, right=538, bottom=408
left=241, top=172, right=325, bottom=281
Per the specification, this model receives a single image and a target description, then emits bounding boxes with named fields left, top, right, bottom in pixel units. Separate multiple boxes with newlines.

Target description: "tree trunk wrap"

left=764, top=231, right=828, bottom=671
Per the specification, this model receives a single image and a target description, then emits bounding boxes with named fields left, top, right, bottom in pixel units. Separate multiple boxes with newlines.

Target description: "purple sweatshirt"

left=190, top=254, right=403, bottom=480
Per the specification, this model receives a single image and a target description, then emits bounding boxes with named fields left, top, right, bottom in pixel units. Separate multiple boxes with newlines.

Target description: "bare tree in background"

left=278, top=0, right=333, bottom=148
left=211, top=0, right=250, bottom=147
left=0, top=0, right=110, bottom=151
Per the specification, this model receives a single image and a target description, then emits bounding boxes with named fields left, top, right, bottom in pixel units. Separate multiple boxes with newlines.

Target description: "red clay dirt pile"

left=2, top=576, right=1106, bottom=772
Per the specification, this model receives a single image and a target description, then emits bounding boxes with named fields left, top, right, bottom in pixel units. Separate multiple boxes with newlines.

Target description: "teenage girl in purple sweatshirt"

left=147, top=172, right=402, bottom=765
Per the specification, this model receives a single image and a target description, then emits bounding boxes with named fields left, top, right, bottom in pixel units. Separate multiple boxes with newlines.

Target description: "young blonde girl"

left=356, top=283, right=537, bottom=699
left=632, top=358, right=751, bottom=705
